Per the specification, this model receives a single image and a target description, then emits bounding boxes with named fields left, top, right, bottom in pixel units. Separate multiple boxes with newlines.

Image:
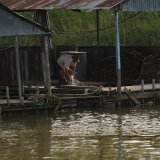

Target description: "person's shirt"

left=57, top=54, right=77, bottom=70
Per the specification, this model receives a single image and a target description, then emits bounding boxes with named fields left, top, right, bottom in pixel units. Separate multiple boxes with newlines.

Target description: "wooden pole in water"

left=15, top=36, right=24, bottom=105
left=141, top=79, right=144, bottom=104
left=6, top=86, right=10, bottom=106
left=22, top=83, right=25, bottom=96
left=152, top=79, right=155, bottom=91
left=36, top=84, right=39, bottom=93
left=108, top=85, right=111, bottom=96
left=141, top=79, right=144, bottom=92
left=35, top=83, right=39, bottom=101
left=152, top=79, right=156, bottom=104
left=100, top=95, right=103, bottom=107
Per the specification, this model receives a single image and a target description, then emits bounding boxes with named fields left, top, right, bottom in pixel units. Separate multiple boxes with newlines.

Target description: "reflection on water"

left=1, top=105, right=160, bottom=160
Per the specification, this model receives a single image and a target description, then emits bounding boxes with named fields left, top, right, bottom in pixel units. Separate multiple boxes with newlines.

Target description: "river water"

left=1, top=104, right=160, bottom=160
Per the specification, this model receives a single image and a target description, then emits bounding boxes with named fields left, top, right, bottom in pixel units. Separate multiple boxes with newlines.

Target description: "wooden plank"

left=25, top=88, right=85, bottom=94
left=54, top=101, right=62, bottom=112
left=61, top=101, right=77, bottom=108
left=0, top=99, right=32, bottom=105
left=58, top=85, right=97, bottom=90
left=46, top=93, right=98, bottom=98
left=102, top=91, right=160, bottom=102
left=102, top=83, right=160, bottom=92
left=124, top=87, right=140, bottom=105
left=1, top=105, right=54, bottom=112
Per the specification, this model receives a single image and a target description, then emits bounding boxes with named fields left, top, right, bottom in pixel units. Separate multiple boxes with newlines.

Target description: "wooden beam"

left=124, top=87, right=140, bottom=105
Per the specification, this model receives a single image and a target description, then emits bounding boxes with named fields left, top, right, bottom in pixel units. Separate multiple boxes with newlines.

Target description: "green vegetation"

left=49, top=10, right=160, bottom=46
left=1, top=10, right=160, bottom=47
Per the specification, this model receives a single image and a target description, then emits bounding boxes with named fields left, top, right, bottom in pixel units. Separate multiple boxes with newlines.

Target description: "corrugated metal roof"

left=0, top=0, right=124, bottom=11
left=122, top=0, right=160, bottom=12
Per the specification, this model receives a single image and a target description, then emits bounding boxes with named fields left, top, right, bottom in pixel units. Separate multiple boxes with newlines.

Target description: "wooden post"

left=0, top=107, right=1, bottom=116
left=24, top=51, right=29, bottom=85
left=108, top=85, right=111, bottom=96
left=6, top=86, right=10, bottom=106
left=22, top=83, right=24, bottom=95
left=10, top=51, right=15, bottom=83
left=36, top=84, right=39, bottom=94
left=22, top=83, right=24, bottom=104
left=152, top=79, right=156, bottom=104
left=100, top=95, right=103, bottom=108
left=115, top=9, right=121, bottom=95
left=35, top=83, right=39, bottom=101
left=152, top=79, right=155, bottom=91
left=141, top=79, right=144, bottom=104
left=15, top=36, right=24, bottom=105
left=41, top=52, right=47, bottom=87
left=43, top=35, right=51, bottom=94
left=141, top=79, right=144, bottom=92
left=116, top=101, right=121, bottom=107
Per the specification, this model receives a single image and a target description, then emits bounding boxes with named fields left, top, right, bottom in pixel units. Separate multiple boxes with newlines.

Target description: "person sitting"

left=57, top=54, right=80, bottom=85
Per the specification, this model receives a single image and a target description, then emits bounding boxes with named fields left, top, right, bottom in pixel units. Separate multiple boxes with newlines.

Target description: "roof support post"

left=15, top=36, right=24, bottom=105
left=115, top=9, right=121, bottom=94
left=43, top=35, right=51, bottom=94
left=33, top=10, right=55, bottom=77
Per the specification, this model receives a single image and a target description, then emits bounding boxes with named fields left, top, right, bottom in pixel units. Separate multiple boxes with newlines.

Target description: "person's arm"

left=65, top=68, right=72, bottom=81
left=68, top=68, right=74, bottom=74
left=72, top=65, right=76, bottom=72
left=71, top=62, right=77, bottom=73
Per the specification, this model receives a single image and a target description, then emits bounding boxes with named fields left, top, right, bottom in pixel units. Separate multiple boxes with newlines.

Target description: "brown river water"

left=1, top=104, right=160, bottom=160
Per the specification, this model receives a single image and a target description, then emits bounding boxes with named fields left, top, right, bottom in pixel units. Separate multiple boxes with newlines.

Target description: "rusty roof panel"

left=0, top=0, right=124, bottom=11
left=96, top=0, right=124, bottom=8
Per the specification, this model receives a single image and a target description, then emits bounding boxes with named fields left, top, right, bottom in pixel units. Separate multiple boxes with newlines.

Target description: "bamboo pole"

left=15, top=36, right=24, bottom=105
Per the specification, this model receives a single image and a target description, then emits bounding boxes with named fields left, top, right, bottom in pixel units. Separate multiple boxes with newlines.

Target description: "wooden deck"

left=0, top=82, right=160, bottom=114
left=102, top=83, right=160, bottom=92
